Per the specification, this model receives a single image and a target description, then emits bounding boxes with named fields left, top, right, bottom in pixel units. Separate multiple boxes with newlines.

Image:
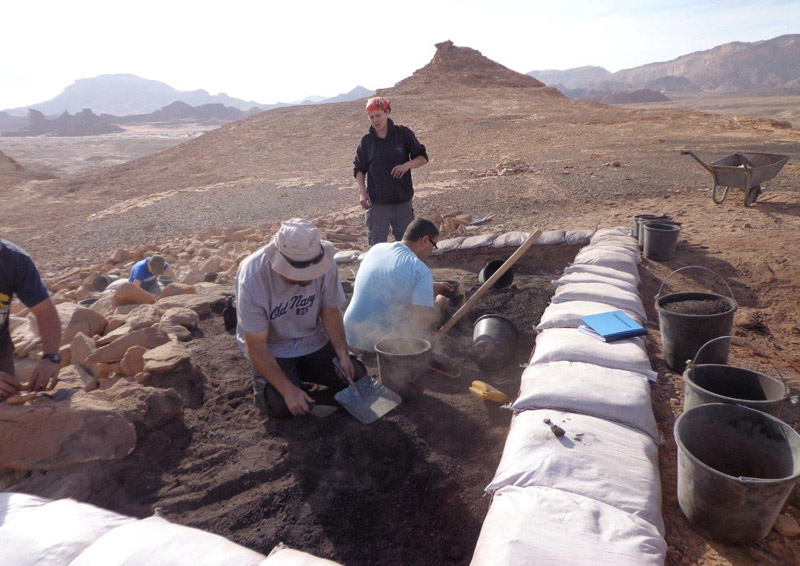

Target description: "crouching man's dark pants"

left=251, top=341, right=345, bottom=418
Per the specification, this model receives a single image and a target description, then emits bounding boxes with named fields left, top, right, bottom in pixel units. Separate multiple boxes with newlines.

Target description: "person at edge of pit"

left=235, top=218, right=356, bottom=418
left=353, top=96, right=429, bottom=246
left=0, top=238, right=63, bottom=402
left=343, top=217, right=453, bottom=353
left=128, top=254, right=176, bottom=296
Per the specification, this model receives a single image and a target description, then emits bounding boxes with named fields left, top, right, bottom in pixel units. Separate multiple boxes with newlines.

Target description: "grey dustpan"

left=335, top=376, right=401, bottom=424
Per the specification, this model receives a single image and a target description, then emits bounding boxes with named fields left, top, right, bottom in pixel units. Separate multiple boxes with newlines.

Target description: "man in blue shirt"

left=0, top=239, right=62, bottom=401
left=344, top=218, right=451, bottom=352
left=128, top=255, right=175, bottom=295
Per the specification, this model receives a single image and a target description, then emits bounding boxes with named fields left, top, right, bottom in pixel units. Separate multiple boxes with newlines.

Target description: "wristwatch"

left=42, top=353, right=62, bottom=364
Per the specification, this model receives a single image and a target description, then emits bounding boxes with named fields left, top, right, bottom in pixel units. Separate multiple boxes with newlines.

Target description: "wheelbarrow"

left=681, top=150, right=790, bottom=207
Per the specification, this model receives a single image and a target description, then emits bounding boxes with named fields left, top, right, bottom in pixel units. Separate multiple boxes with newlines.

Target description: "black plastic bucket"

left=478, top=260, right=514, bottom=289
left=683, top=336, right=789, bottom=416
left=643, top=222, right=681, bottom=261
left=634, top=214, right=671, bottom=246
left=675, top=403, right=800, bottom=545
left=472, top=314, right=519, bottom=370
left=656, top=266, right=736, bottom=373
left=375, top=337, right=431, bottom=400
left=92, top=274, right=119, bottom=292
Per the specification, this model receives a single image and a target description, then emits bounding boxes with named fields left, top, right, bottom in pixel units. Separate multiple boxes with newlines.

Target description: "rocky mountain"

left=109, top=101, right=260, bottom=124
left=2, top=109, right=123, bottom=137
left=529, top=34, right=800, bottom=96
left=2, top=74, right=265, bottom=116
left=319, top=86, right=374, bottom=104
left=385, top=40, right=545, bottom=95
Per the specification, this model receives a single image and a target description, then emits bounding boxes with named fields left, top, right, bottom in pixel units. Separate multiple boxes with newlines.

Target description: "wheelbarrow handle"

left=680, top=150, right=713, bottom=174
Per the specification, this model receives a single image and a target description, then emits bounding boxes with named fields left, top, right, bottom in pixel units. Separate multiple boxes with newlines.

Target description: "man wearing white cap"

left=235, top=219, right=355, bottom=418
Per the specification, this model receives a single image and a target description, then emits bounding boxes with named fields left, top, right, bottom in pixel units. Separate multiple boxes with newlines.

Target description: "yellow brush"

left=469, top=380, right=508, bottom=403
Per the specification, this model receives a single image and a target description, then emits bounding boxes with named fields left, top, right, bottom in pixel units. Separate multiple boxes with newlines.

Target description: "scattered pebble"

left=774, top=513, right=800, bottom=537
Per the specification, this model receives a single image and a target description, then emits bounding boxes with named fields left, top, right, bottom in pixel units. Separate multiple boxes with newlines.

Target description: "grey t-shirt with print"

left=235, top=244, right=345, bottom=358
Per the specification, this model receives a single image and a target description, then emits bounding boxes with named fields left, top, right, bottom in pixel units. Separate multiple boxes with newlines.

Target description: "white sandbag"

left=571, top=247, right=639, bottom=278
left=333, top=250, right=362, bottom=264
left=70, top=516, right=266, bottom=566
left=0, top=492, right=135, bottom=566
left=564, top=229, right=594, bottom=245
left=592, top=226, right=632, bottom=239
left=563, top=262, right=640, bottom=286
left=491, top=231, right=529, bottom=248
left=486, top=410, right=663, bottom=532
left=553, top=271, right=638, bottom=294
left=536, top=300, right=642, bottom=331
left=584, top=242, right=641, bottom=262
left=459, top=233, right=496, bottom=250
left=552, top=282, right=647, bottom=321
left=470, top=486, right=667, bottom=566
left=590, top=234, right=639, bottom=248
left=531, top=328, right=656, bottom=380
left=433, top=237, right=466, bottom=253
left=260, top=546, right=343, bottom=565
left=513, top=361, right=658, bottom=437
left=533, top=229, right=565, bottom=245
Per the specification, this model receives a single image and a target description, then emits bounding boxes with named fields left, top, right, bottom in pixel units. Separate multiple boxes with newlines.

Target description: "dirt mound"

left=382, top=40, right=546, bottom=95
left=0, top=149, right=55, bottom=188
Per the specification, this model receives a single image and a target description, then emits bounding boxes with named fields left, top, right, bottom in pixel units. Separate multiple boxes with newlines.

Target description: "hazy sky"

left=1, top=0, right=798, bottom=109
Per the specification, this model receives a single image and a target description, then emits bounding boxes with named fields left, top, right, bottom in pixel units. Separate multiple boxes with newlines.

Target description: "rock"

left=96, top=363, right=122, bottom=379
left=104, top=315, right=128, bottom=333
left=156, top=287, right=227, bottom=315
left=56, top=304, right=108, bottom=345
left=86, top=327, right=170, bottom=364
left=158, top=323, right=192, bottom=342
left=89, top=295, right=115, bottom=317
left=143, top=342, right=192, bottom=374
left=0, top=391, right=137, bottom=471
left=120, top=345, right=147, bottom=376
left=56, top=364, right=99, bottom=391
left=181, top=270, right=208, bottom=285
left=112, top=282, right=157, bottom=307
left=199, top=255, right=235, bottom=273
left=125, top=304, right=164, bottom=330
left=114, top=303, right=144, bottom=316
left=96, top=324, right=133, bottom=346
left=774, top=514, right=800, bottom=537
left=160, top=282, right=197, bottom=299
left=161, top=307, right=199, bottom=329
left=98, top=375, right=128, bottom=390
left=70, top=332, right=97, bottom=366
left=92, top=381, right=183, bottom=429
left=109, top=248, right=130, bottom=263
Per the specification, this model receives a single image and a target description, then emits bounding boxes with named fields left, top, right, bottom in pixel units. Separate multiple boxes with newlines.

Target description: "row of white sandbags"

left=470, top=228, right=667, bottom=566
left=0, top=492, right=341, bottom=566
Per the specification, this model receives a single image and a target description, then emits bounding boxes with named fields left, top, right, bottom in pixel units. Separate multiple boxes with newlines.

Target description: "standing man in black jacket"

left=353, top=97, right=429, bottom=245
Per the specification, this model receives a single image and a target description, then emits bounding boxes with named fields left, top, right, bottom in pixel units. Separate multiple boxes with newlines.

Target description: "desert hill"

left=530, top=34, right=800, bottom=95
left=0, top=149, right=55, bottom=186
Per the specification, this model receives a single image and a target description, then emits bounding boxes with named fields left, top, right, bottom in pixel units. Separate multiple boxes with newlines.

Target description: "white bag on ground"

left=592, top=226, right=633, bottom=240
left=584, top=242, right=641, bottom=261
left=485, top=410, right=663, bottom=532
left=553, top=271, right=638, bottom=294
left=536, top=300, right=642, bottom=331
left=531, top=328, right=656, bottom=381
left=564, top=229, right=594, bottom=245
left=513, top=361, right=658, bottom=438
left=0, top=492, right=135, bottom=566
left=563, top=262, right=640, bottom=286
left=470, top=486, right=667, bottom=566
left=571, top=247, right=640, bottom=278
left=533, top=229, right=565, bottom=245
left=552, top=282, right=647, bottom=321
left=491, top=231, right=529, bottom=248
left=69, top=516, right=266, bottom=566
left=458, top=234, right=496, bottom=250
left=260, top=546, right=343, bottom=565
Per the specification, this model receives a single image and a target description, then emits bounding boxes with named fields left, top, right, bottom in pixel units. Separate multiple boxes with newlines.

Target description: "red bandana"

left=365, top=97, right=390, bottom=114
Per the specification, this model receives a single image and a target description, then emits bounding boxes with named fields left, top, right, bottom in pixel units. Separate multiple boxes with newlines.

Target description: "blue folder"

left=579, top=310, right=646, bottom=342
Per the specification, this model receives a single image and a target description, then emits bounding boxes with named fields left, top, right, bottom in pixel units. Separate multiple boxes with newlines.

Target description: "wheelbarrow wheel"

left=712, top=183, right=728, bottom=204
left=745, top=184, right=763, bottom=207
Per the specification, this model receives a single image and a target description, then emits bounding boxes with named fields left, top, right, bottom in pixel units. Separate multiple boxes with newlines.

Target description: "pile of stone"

left=470, top=159, right=533, bottom=178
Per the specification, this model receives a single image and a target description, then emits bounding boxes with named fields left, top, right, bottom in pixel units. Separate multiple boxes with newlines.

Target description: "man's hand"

left=433, top=281, right=454, bottom=295
left=0, top=372, right=22, bottom=402
left=283, top=385, right=315, bottom=416
left=359, top=193, right=372, bottom=210
left=28, top=359, right=59, bottom=391
left=335, top=354, right=356, bottom=383
left=391, top=163, right=411, bottom=179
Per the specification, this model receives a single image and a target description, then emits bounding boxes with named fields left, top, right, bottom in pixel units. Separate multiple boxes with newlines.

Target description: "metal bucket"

left=656, top=266, right=737, bottom=373
left=375, top=337, right=432, bottom=400
left=675, top=403, right=800, bottom=545
left=478, top=260, right=514, bottom=289
left=683, top=336, right=789, bottom=416
left=642, top=222, right=681, bottom=261
left=472, top=314, right=519, bottom=370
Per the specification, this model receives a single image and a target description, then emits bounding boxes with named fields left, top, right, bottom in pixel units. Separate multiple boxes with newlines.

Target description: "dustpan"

left=333, top=357, right=401, bottom=424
